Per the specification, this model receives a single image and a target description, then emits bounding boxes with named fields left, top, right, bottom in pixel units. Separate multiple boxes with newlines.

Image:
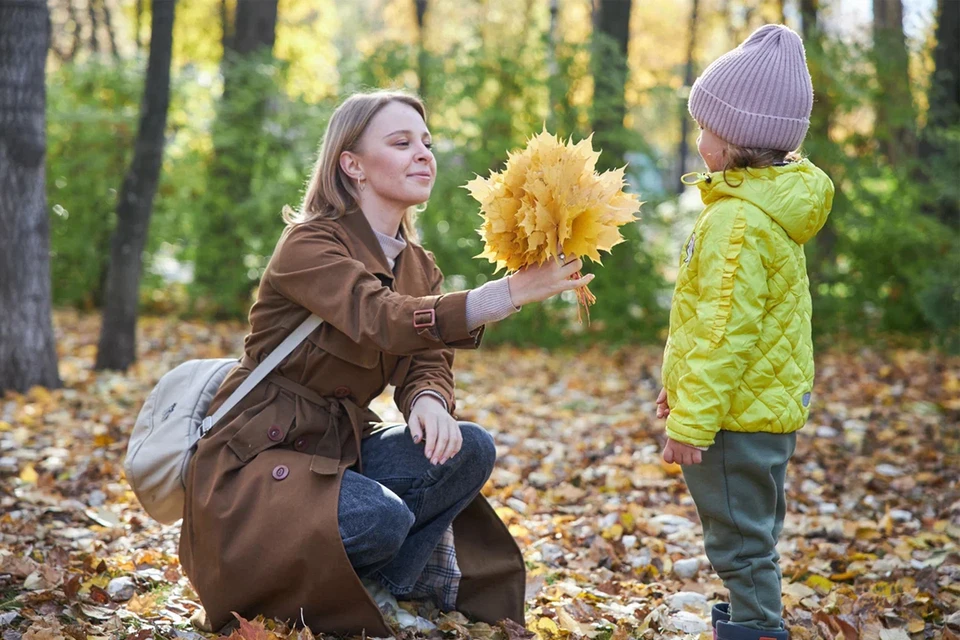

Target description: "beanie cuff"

left=689, top=84, right=810, bottom=152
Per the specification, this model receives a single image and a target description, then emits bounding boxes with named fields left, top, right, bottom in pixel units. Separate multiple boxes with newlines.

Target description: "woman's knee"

left=457, top=422, right=497, bottom=479
left=340, top=485, right=415, bottom=568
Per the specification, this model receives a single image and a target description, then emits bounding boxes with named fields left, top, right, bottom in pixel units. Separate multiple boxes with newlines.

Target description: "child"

left=657, top=24, right=834, bottom=640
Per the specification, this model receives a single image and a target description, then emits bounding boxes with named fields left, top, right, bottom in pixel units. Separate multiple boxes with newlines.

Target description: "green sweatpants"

left=681, top=430, right=797, bottom=630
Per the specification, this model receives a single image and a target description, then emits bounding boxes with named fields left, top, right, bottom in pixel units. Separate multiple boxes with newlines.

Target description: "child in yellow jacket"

left=657, top=24, right=834, bottom=640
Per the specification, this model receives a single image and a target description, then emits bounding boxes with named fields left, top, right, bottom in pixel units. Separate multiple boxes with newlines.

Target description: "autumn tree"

left=918, top=0, right=959, bottom=227
left=591, top=0, right=632, bottom=172
left=872, top=0, right=916, bottom=164
left=415, top=0, right=428, bottom=101
left=0, top=0, right=61, bottom=393
left=192, top=0, right=280, bottom=317
left=799, top=0, right=839, bottom=276
left=676, top=0, right=699, bottom=192
left=94, top=0, right=176, bottom=371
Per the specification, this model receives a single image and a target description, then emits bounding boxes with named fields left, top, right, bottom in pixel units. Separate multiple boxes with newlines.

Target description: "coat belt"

left=238, top=355, right=366, bottom=474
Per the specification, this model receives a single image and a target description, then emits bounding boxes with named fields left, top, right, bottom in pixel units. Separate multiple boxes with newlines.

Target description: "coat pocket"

left=227, top=400, right=296, bottom=464
left=307, top=323, right=381, bottom=369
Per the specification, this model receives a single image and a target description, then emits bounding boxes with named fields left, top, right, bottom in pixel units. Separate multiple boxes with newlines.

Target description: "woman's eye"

left=424, top=142, right=433, bottom=149
left=395, top=141, right=409, bottom=147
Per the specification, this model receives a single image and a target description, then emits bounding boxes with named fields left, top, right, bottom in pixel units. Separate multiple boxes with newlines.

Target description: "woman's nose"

left=414, top=142, right=433, bottom=162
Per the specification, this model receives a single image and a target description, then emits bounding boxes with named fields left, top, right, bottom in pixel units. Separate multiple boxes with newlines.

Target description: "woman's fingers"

left=559, top=257, right=584, bottom=278
left=439, top=422, right=463, bottom=464
left=557, top=272, right=594, bottom=293
left=430, top=419, right=450, bottom=465
left=408, top=414, right=424, bottom=444
left=657, top=388, right=667, bottom=405
left=423, top=415, right=439, bottom=459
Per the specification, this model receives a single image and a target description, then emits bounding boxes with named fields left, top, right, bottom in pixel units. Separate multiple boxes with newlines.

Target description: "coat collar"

left=338, top=211, right=395, bottom=280
left=337, top=211, right=426, bottom=292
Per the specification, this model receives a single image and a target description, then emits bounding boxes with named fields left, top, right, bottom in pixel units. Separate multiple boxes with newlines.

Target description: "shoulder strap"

left=199, top=314, right=323, bottom=436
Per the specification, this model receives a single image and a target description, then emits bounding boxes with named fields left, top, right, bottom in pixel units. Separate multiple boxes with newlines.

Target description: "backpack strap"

left=200, top=314, right=323, bottom=436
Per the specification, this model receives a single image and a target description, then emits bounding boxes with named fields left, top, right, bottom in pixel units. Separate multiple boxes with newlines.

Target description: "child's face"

left=697, top=125, right=726, bottom=172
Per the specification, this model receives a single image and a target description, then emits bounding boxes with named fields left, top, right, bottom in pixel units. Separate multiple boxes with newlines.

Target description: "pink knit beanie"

left=688, top=24, right=813, bottom=151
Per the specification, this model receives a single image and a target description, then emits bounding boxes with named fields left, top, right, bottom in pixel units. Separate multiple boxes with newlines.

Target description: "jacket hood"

left=685, top=159, right=834, bottom=245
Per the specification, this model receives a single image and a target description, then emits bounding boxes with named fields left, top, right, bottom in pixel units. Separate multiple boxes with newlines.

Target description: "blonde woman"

left=179, top=91, right=592, bottom=635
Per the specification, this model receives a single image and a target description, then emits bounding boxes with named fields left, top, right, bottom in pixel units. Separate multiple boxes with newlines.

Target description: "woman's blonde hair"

left=282, top=91, right=427, bottom=239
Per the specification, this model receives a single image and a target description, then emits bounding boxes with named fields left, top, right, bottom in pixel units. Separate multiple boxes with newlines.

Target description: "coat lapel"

left=338, top=211, right=394, bottom=282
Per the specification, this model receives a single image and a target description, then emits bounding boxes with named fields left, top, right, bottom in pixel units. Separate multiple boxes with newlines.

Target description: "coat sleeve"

left=266, top=222, right=481, bottom=355
left=394, top=258, right=458, bottom=420
left=665, top=205, right=768, bottom=448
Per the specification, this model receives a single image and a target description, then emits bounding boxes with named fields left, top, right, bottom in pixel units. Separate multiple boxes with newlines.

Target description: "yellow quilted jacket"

left=662, top=159, right=834, bottom=448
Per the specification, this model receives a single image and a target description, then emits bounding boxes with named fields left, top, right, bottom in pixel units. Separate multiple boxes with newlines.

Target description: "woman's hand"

left=408, top=395, right=462, bottom=465
left=662, top=438, right=703, bottom=465
left=506, top=257, right=595, bottom=307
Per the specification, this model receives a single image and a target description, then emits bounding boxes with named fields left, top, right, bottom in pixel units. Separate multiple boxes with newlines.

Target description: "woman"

left=179, top=91, right=592, bottom=636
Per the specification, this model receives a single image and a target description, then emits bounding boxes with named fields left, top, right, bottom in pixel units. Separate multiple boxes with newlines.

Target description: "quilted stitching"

left=662, top=161, right=833, bottom=446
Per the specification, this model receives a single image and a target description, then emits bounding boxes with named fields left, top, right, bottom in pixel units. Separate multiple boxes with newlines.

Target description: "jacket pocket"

left=307, top=323, right=381, bottom=369
left=227, top=400, right=296, bottom=464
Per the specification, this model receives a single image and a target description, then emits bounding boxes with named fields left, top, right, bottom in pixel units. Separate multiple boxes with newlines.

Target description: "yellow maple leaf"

left=466, top=129, right=642, bottom=320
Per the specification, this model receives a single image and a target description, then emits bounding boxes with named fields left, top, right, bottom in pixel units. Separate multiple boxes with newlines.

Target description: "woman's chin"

left=401, top=191, right=432, bottom=208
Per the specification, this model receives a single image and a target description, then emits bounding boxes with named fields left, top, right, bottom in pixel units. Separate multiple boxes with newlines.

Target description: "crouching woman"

left=178, top=91, right=592, bottom=636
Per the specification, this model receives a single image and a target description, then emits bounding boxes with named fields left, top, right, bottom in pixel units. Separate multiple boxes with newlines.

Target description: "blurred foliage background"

left=45, top=0, right=959, bottom=349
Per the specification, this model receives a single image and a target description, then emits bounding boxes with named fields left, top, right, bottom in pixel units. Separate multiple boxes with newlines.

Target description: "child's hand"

left=662, top=438, right=703, bottom=465
left=656, top=387, right=670, bottom=419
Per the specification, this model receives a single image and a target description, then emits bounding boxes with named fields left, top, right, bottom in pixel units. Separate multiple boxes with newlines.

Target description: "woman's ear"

left=340, top=151, right=364, bottom=181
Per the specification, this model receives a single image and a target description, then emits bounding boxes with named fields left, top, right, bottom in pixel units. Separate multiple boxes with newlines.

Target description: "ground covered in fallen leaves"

left=1, top=312, right=959, bottom=640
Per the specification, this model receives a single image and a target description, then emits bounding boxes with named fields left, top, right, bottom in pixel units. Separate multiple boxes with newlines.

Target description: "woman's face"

left=697, top=125, right=726, bottom=172
left=349, top=101, right=436, bottom=209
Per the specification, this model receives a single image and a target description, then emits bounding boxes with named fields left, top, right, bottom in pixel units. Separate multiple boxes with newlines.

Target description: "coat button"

left=334, top=386, right=351, bottom=399
left=294, top=436, right=308, bottom=452
left=268, top=426, right=283, bottom=442
left=271, top=464, right=289, bottom=480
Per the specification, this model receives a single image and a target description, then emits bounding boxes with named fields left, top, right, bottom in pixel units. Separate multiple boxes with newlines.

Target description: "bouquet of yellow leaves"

left=466, top=129, right=642, bottom=322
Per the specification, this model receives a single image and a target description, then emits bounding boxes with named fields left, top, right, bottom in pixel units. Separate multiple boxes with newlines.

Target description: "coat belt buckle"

left=413, top=308, right=436, bottom=328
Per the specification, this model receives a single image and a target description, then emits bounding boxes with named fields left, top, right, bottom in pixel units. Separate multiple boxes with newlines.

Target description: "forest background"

left=36, top=0, right=960, bottom=356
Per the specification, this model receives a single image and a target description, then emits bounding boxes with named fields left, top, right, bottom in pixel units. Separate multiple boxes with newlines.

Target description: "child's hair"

left=719, top=142, right=803, bottom=186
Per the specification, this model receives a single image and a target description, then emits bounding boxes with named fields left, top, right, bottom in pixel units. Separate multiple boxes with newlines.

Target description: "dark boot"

left=712, top=603, right=731, bottom=639
left=716, top=620, right=788, bottom=640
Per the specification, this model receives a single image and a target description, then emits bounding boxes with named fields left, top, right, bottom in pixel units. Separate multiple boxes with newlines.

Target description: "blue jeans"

left=338, top=421, right=496, bottom=595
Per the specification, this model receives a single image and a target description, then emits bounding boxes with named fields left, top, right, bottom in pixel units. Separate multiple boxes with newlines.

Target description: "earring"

left=358, top=176, right=366, bottom=193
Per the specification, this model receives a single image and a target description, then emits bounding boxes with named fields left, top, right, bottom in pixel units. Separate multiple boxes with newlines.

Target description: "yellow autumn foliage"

left=466, top=129, right=642, bottom=273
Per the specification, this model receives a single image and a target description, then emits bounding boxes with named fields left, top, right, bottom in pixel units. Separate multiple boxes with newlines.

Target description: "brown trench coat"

left=179, top=210, right=525, bottom=637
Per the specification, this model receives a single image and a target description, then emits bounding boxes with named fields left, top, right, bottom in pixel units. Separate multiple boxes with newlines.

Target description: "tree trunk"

left=924, top=0, right=959, bottom=133
left=136, top=0, right=143, bottom=49
left=88, top=0, right=100, bottom=54
left=546, top=0, right=560, bottom=130
left=800, top=0, right=838, bottom=272
left=800, top=0, right=830, bottom=144
left=676, top=0, right=699, bottom=192
left=0, top=0, right=62, bottom=393
left=193, top=0, right=278, bottom=317
left=872, top=0, right=916, bottom=164
left=592, top=0, right=633, bottom=172
left=103, top=0, right=121, bottom=60
left=68, top=0, right=82, bottom=59
left=415, top=0, right=428, bottom=101
left=94, top=0, right=176, bottom=371
left=918, top=0, right=959, bottom=227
